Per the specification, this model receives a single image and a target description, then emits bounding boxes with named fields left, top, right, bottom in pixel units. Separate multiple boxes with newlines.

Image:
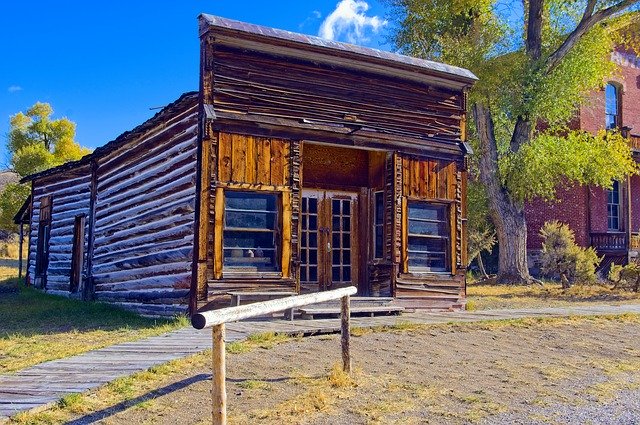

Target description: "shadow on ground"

left=66, top=374, right=211, bottom=424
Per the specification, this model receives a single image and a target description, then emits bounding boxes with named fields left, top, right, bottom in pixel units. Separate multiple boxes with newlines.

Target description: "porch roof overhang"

left=13, top=195, right=31, bottom=225
left=212, top=111, right=466, bottom=160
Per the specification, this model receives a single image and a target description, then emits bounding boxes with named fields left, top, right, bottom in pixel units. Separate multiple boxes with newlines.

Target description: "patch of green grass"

left=0, top=280, right=188, bottom=373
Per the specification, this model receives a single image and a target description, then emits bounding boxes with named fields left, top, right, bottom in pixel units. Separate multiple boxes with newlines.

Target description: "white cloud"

left=7, top=85, right=22, bottom=93
left=299, top=10, right=323, bottom=29
left=318, top=0, right=387, bottom=44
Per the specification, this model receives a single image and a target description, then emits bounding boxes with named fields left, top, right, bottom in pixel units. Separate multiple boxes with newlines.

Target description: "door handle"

left=327, top=242, right=332, bottom=253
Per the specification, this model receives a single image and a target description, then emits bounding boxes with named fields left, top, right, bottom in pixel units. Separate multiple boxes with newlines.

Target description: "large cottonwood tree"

left=391, top=0, right=640, bottom=283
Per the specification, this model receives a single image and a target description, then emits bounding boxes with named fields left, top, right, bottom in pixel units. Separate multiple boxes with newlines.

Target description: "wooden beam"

left=341, top=294, right=351, bottom=374
left=212, top=323, right=227, bottom=425
left=192, top=285, right=356, bottom=329
left=213, top=187, right=224, bottom=280
left=281, top=191, right=291, bottom=278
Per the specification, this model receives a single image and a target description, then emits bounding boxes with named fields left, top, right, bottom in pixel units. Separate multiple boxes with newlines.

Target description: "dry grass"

left=10, top=315, right=640, bottom=424
left=0, top=279, right=188, bottom=373
left=467, top=281, right=640, bottom=310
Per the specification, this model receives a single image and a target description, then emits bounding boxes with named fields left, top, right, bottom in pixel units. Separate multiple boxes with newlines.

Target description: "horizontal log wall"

left=29, top=166, right=92, bottom=295
left=91, top=101, right=199, bottom=316
left=211, top=45, right=464, bottom=145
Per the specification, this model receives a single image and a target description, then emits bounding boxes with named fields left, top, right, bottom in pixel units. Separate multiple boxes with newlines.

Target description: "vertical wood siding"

left=206, top=132, right=297, bottom=307
left=394, top=155, right=465, bottom=308
left=29, top=167, right=92, bottom=296
left=90, top=103, right=199, bottom=316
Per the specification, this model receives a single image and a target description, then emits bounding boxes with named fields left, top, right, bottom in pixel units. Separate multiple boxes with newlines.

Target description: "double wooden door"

left=300, top=189, right=359, bottom=293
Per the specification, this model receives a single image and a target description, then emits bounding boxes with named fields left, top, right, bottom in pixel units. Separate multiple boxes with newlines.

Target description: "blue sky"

left=0, top=1, right=390, bottom=167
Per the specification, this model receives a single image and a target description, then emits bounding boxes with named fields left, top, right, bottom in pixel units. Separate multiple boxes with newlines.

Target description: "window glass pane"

left=408, top=220, right=446, bottom=236
left=223, top=191, right=279, bottom=272
left=309, top=267, right=317, bottom=282
left=408, top=203, right=447, bottom=221
left=375, top=192, right=384, bottom=225
left=332, top=266, right=341, bottom=281
left=225, top=211, right=275, bottom=229
left=225, top=191, right=276, bottom=211
left=343, top=267, right=351, bottom=281
left=407, top=202, right=450, bottom=272
left=408, top=236, right=447, bottom=253
left=605, top=84, right=619, bottom=129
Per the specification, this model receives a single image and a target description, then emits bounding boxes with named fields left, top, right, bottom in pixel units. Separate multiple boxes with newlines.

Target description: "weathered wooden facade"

left=22, top=16, right=476, bottom=316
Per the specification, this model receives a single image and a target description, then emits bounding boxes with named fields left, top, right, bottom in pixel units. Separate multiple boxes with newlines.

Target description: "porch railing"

left=191, top=285, right=357, bottom=425
left=590, top=232, right=628, bottom=252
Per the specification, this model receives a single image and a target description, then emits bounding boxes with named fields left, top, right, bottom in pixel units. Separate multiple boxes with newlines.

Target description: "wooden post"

left=341, top=294, right=351, bottom=374
left=18, top=223, right=23, bottom=281
left=212, top=323, right=227, bottom=425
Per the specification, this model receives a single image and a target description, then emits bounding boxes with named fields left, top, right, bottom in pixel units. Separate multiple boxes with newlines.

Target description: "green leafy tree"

left=390, top=0, right=640, bottom=284
left=0, top=102, right=91, bottom=231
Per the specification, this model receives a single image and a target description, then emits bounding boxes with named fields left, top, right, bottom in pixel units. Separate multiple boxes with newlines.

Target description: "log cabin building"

left=21, top=15, right=477, bottom=316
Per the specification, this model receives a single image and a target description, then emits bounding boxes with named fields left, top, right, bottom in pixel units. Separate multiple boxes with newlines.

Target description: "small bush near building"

left=539, top=221, right=601, bottom=286
left=609, top=262, right=640, bottom=292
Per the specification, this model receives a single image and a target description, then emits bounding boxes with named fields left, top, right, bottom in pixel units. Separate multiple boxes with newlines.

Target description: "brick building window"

left=605, top=83, right=620, bottom=130
left=607, top=181, right=620, bottom=231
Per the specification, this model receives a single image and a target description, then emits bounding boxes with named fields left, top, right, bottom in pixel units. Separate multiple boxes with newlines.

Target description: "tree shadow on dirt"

left=65, top=374, right=211, bottom=424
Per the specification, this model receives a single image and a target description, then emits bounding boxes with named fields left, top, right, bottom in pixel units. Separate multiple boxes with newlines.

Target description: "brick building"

left=525, top=48, right=640, bottom=273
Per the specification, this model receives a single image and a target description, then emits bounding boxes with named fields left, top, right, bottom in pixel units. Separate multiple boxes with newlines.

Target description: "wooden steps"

left=299, top=305, right=405, bottom=319
left=297, top=297, right=403, bottom=319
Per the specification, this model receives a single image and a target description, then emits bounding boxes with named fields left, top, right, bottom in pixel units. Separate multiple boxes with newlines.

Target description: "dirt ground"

left=58, top=317, right=640, bottom=425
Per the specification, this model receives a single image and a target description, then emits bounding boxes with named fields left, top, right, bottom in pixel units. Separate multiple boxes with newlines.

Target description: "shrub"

left=609, top=262, right=640, bottom=292
left=539, top=221, right=601, bottom=285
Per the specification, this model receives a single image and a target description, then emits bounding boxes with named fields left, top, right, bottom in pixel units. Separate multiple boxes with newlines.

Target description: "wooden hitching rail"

left=191, top=286, right=358, bottom=425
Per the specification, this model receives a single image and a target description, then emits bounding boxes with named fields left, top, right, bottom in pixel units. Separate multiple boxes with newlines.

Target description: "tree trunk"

left=476, top=253, right=489, bottom=280
left=473, top=103, right=534, bottom=285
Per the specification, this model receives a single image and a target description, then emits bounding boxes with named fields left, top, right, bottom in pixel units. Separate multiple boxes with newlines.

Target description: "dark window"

left=607, top=181, right=620, bottom=231
left=407, top=202, right=450, bottom=273
left=35, top=196, right=52, bottom=283
left=70, top=215, right=85, bottom=293
left=605, top=83, right=620, bottom=130
left=223, top=191, right=279, bottom=272
left=373, top=191, right=384, bottom=259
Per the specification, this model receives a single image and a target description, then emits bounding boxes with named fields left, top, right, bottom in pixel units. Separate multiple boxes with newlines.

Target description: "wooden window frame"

left=607, top=180, right=621, bottom=231
left=214, top=187, right=290, bottom=280
left=605, top=83, right=621, bottom=130
left=372, top=190, right=384, bottom=259
left=402, top=199, right=452, bottom=274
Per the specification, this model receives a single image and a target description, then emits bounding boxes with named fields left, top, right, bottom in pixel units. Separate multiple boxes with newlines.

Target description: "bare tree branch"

left=546, top=0, right=639, bottom=74
left=582, top=0, right=598, bottom=21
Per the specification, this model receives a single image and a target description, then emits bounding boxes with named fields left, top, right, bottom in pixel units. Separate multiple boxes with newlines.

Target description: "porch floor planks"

left=2, top=304, right=640, bottom=421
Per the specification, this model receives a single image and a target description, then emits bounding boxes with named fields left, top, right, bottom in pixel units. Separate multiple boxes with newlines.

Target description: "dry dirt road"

left=58, top=316, right=640, bottom=425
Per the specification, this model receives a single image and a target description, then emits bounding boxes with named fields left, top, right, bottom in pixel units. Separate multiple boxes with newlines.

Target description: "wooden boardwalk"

left=2, top=303, right=640, bottom=420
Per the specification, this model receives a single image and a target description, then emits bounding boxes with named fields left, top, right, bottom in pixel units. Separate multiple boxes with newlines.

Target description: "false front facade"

left=23, top=15, right=476, bottom=316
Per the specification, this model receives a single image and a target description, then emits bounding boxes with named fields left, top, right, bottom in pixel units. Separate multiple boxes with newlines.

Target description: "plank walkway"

left=2, top=303, right=640, bottom=420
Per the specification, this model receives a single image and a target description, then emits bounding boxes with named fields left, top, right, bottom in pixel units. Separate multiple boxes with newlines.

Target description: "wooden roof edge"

left=21, top=91, right=199, bottom=184
left=198, top=14, right=478, bottom=89
left=13, top=195, right=31, bottom=224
